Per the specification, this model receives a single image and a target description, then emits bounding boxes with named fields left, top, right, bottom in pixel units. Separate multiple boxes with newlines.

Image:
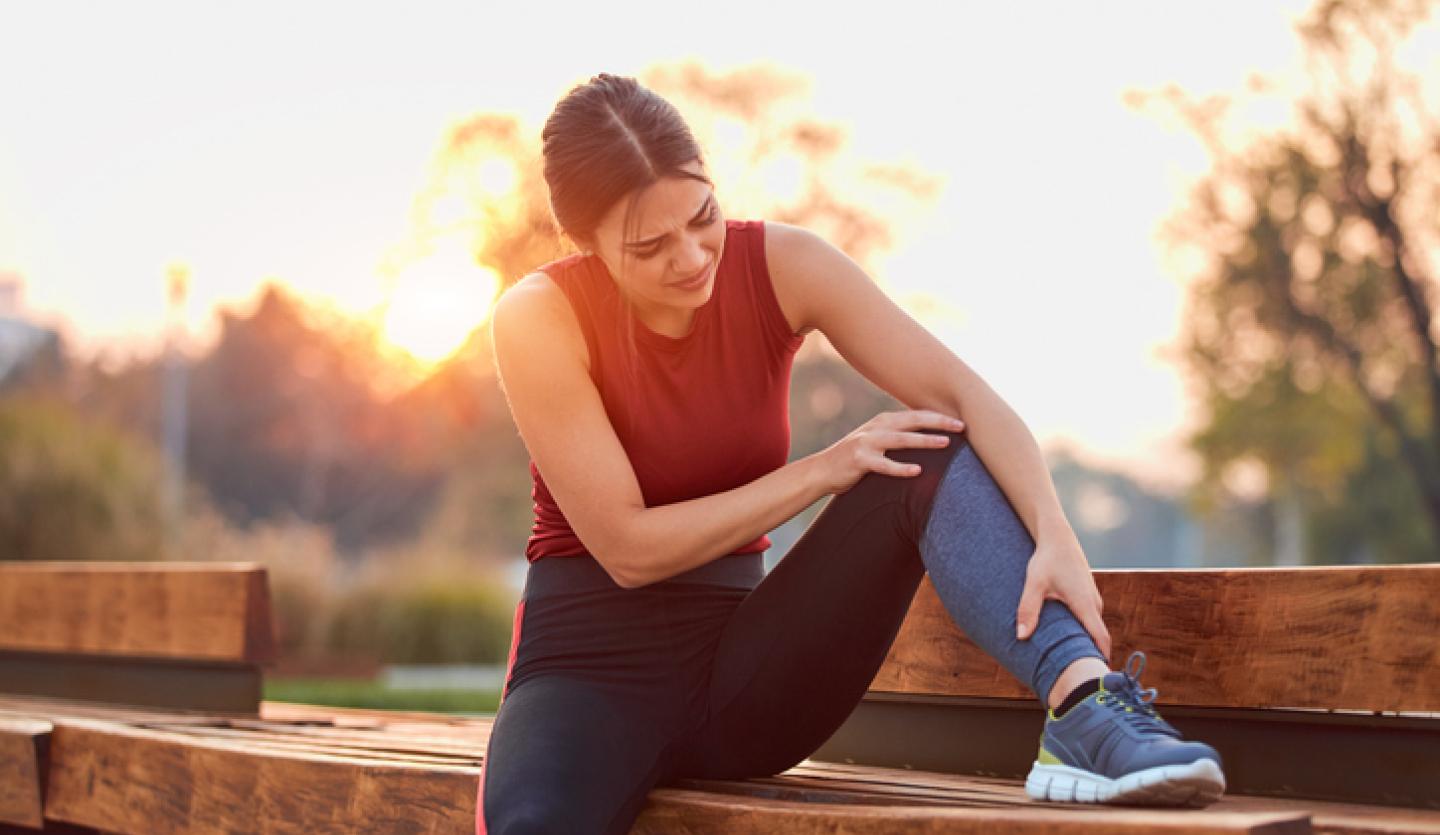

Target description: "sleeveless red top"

left=524, top=219, right=806, bottom=562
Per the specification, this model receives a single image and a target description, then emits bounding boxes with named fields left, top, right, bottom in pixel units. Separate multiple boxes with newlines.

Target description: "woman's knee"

left=845, top=429, right=969, bottom=537
left=483, top=798, right=570, bottom=835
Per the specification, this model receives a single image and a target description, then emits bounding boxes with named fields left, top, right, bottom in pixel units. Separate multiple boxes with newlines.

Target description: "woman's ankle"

left=1046, top=657, right=1110, bottom=710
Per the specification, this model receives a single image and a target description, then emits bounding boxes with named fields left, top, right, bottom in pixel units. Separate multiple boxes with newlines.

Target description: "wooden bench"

left=814, top=564, right=1440, bottom=808
left=2, top=560, right=1438, bottom=834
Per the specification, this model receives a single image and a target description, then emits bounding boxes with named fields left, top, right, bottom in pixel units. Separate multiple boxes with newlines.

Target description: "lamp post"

left=162, top=263, right=190, bottom=550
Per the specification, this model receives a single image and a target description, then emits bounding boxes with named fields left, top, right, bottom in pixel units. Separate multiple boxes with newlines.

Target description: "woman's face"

left=588, top=160, right=726, bottom=335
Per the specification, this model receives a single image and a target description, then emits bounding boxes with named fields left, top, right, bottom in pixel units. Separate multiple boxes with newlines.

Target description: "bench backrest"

left=872, top=564, right=1440, bottom=712
left=0, top=561, right=276, bottom=713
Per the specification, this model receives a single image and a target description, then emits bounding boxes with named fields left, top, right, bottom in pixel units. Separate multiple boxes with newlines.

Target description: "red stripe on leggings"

left=476, top=598, right=525, bottom=835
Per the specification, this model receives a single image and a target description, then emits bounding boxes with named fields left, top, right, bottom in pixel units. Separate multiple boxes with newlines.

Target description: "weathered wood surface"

left=872, top=565, right=1440, bottom=712
left=0, top=562, right=276, bottom=664
left=3, top=696, right=1439, bottom=834
left=0, top=717, right=51, bottom=828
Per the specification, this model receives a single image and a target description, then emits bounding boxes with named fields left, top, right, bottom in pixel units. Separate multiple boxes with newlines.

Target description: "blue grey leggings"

left=477, top=430, right=1104, bottom=834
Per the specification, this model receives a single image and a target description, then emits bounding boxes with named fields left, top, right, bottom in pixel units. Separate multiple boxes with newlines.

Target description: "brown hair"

left=540, top=73, right=714, bottom=432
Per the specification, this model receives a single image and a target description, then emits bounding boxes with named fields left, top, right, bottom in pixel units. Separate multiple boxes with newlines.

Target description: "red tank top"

left=524, top=219, right=805, bottom=562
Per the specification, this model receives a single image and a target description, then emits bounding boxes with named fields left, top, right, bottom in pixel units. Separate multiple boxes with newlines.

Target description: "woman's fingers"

left=893, top=409, right=966, bottom=432
left=1077, top=601, right=1113, bottom=661
left=1018, top=572, right=1112, bottom=662
left=871, top=453, right=924, bottom=478
left=1014, top=568, right=1045, bottom=640
left=879, top=429, right=954, bottom=450
left=1063, top=581, right=1112, bottom=660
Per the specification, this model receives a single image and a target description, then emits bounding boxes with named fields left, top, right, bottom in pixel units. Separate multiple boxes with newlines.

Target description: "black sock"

left=1052, top=677, right=1102, bottom=717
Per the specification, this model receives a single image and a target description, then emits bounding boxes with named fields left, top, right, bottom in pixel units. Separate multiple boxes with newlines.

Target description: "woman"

left=479, top=73, right=1225, bottom=834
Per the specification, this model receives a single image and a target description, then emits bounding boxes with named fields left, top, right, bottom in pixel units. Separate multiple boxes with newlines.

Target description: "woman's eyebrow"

left=625, top=194, right=713, bottom=250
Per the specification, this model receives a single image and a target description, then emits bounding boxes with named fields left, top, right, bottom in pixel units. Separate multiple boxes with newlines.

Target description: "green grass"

left=263, top=677, right=502, bottom=715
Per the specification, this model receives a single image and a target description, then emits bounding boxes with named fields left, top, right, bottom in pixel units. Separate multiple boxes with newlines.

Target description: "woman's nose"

left=672, top=234, right=707, bottom=273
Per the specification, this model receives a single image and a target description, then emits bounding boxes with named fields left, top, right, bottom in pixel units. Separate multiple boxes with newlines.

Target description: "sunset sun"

left=381, top=240, right=500, bottom=365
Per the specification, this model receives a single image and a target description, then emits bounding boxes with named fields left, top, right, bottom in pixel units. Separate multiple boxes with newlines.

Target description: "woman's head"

left=541, top=73, right=725, bottom=330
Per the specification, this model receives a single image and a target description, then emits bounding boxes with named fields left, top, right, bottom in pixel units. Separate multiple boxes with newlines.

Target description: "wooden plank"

left=14, top=699, right=1440, bottom=834
left=42, top=717, right=476, bottom=834
left=872, top=565, right=1440, bottom=712
left=0, top=717, right=51, bottom=828
left=0, top=562, right=276, bottom=664
left=37, top=715, right=1309, bottom=835
left=633, top=789, right=1311, bottom=834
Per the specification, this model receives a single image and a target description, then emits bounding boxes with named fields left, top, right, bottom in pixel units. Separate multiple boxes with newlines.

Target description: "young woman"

left=479, top=73, right=1225, bottom=834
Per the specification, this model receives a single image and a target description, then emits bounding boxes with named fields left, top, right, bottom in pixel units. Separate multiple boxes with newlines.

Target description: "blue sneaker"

left=1025, top=651, right=1226, bottom=806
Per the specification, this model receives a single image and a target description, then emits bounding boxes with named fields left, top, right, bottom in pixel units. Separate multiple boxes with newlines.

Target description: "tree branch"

left=1335, top=129, right=1440, bottom=444
left=1278, top=282, right=1440, bottom=514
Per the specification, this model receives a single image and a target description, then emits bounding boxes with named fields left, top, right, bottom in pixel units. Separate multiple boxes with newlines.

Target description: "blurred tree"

left=186, top=285, right=441, bottom=550
left=0, top=396, right=166, bottom=561
left=1152, top=0, right=1439, bottom=562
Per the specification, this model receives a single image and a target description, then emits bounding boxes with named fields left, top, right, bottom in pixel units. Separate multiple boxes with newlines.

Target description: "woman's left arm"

left=765, top=221, right=1111, bottom=659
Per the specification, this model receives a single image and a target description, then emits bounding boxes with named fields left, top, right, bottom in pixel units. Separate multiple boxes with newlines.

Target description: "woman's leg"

left=478, top=558, right=713, bottom=835
left=666, top=429, right=1104, bottom=778
left=478, top=675, right=675, bottom=835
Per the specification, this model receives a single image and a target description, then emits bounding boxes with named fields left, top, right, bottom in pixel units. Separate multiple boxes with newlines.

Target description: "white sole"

left=1024, top=758, right=1226, bottom=807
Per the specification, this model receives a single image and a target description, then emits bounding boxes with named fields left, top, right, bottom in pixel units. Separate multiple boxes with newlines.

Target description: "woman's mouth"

left=668, top=262, right=712, bottom=291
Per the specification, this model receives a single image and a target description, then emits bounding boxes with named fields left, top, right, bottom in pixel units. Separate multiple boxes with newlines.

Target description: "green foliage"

left=263, top=677, right=500, bottom=715
left=0, top=395, right=166, bottom=560
left=326, top=574, right=515, bottom=665
left=1156, top=0, right=1440, bottom=562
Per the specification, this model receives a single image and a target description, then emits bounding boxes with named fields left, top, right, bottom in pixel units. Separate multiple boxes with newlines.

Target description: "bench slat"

left=871, top=566, right=1440, bottom=712
left=33, top=714, right=1309, bottom=835
left=10, top=696, right=1440, bottom=834
left=0, top=717, right=50, bottom=828
left=0, top=562, right=276, bottom=664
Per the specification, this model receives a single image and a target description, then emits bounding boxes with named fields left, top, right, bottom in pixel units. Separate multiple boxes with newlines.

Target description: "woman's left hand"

left=1015, top=532, right=1112, bottom=661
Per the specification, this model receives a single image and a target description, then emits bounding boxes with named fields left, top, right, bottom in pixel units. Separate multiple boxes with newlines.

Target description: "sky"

left=7, top=0, right=1431, bottom=492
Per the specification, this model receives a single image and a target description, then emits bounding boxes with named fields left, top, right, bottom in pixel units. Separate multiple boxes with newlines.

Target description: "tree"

left=1150, top=0, right=1440, bottom=562
left=0, top=396, right=167, bottom=561
left=186, top=285, right=441, bottom=549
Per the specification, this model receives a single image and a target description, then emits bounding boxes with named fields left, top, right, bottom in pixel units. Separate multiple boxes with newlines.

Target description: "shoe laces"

left=1096, top=651, right=1181, bottom=738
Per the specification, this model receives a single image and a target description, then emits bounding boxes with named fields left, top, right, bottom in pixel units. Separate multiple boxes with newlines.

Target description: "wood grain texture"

left=0, top=562, right=276, bottom=663
left=871, top=566, right=1440, bottom=712
left=0, top=717, right=51, bottom=828
left=35, top=717, right=1309, bottom=835
left=43, top=718, right=475, bottom=834
left=632, top=790, right=1311, bottom=834
left=4, top=696, right=1438, bottom=834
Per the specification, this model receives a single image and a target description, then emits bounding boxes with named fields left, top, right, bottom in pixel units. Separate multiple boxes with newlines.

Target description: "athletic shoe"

left=1024, top=650, right=1226, bottom=807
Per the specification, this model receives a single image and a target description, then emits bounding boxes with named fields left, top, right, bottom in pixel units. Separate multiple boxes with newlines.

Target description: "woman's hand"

left=814, top=409, right=967, bottom=495
left=1015, top=532, right=1112, bottom=660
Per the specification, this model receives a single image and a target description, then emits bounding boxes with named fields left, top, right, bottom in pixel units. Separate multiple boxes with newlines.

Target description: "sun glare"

left=381, top=241, right=500, bottom=365
left=476, top=158, right=518, bottom=196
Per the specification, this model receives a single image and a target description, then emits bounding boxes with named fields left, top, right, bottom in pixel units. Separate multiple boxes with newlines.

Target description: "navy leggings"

left=477, top=430, right=1104, bottom=833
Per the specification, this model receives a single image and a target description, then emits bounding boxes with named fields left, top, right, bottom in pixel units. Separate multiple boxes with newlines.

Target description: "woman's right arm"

left=491, top=273, right=963, bottom=589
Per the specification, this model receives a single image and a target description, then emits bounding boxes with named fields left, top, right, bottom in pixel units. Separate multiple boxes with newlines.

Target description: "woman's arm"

left=492, top=272, right=951, bottom=589
left=765, top=221, right=1071, bottom=544
left=764, top=222, right=1109, bottom=655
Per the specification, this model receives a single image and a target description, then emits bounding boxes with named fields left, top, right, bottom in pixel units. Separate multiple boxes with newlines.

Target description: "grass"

left=263, top=677, right=502, bottom=715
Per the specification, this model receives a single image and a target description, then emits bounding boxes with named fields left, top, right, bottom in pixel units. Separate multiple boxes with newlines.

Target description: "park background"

left=3, top=0, right=1438, bottom=711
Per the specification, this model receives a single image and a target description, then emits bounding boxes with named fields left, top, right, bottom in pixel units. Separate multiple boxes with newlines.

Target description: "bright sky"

left=8, top=0, right=1420, bottom=491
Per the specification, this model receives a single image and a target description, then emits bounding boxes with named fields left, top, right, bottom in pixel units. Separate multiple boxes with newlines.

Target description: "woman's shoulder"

left=493, top=270, right=592, bottom=371
left=746, top=219, right=822, bottom=339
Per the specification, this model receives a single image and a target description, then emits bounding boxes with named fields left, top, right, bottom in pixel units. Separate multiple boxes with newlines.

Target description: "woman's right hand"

left=814, top=409, right=967, bottom=495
